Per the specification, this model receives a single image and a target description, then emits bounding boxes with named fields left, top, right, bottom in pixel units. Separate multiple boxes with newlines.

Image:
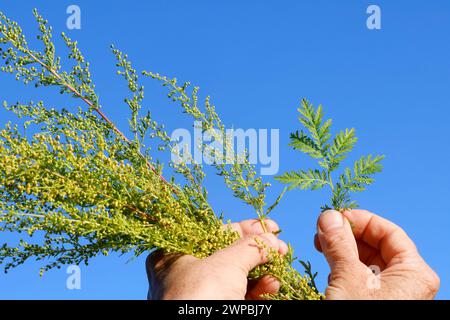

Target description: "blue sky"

left=0, top=0, right=449, bottom=299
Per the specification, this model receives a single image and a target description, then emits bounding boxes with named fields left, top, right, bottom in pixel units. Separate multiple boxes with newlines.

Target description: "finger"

left=356, top=240, right=387, bottom=270
left=317, top=210, right=359, bottom=270
left=209, top=233, right=282, bottom=274
left=246, top=276, right=280, bottom=300
left=278, top=239, right=289, bottom=255
left=229, top=219, right=280, bottom=237
left=342, top=209, right=418, bottom=263
left=317, top=230, right=387, bottom=269
left=314, top=233, right=322, bottom=252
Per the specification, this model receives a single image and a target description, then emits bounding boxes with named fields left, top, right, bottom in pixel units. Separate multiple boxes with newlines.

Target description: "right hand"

left=314, top=209, right=440, bottom=299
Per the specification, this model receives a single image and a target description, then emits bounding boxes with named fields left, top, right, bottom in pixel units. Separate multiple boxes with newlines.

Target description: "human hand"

left=146, top=219, right=288, bottom=300
left=314, top=209, right=440, bottom=299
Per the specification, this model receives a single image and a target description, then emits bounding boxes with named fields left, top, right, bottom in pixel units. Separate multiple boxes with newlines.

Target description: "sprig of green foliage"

left=0, top=9, right=322, bottom=299
left=140, top=71, right=286, bottom=230
left=276, top=99, right=384, bottom=211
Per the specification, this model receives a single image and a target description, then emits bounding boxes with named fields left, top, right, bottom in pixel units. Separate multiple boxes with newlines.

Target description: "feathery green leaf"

left=276, top=169, right=329, bottom=191
left=278, top=101, right=384, bottom=211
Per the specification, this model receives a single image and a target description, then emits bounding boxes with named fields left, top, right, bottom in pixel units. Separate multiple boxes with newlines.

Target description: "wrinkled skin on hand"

left=314, top=209, right=440, bottom=300
left=147, top=219, right=287, bottom=300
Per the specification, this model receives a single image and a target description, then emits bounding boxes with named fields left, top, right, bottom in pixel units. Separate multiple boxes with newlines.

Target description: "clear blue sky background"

left=0, top=0, right=449, bottom=299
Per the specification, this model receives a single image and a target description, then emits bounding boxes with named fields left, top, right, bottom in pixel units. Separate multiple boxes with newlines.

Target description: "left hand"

left=146, top=219, right=287, bottom=300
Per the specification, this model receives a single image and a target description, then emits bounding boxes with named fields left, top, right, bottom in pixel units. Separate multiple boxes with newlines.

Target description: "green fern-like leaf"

left=276, top=169, right=329, bottom=191
left=339, top=155, right=384, bottom=192
left=277, top=100, right=384, bottom=211
left=328, top=128, right=358, bottom=171
left=289, top=131, right=323, bottom=159
left=297, top=99, right=331, bottom=157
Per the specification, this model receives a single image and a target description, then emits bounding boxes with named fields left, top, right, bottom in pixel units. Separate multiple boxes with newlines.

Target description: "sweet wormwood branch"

left=276, top=99, right=384, bottom=211
left=140, top=70, right=288, bottom=233
left=0, top=9, right=322, bottom=300
left=0, top=10, right=177, bottom=196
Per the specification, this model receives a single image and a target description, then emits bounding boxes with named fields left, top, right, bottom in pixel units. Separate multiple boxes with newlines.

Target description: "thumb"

left=209, top=233, right=284, bottom=275
left=317, top=210, right=359, bottom=271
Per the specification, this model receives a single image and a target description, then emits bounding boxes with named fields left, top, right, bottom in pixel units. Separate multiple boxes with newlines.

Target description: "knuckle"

left=320, top=230, right=346, bottom=249
left=259, top=233, right=279, bottom=247
left=226, top=222, right=242, bottom=236
left=357, top=209, right=372, bottom=216
left=332, top=259, right=360, bottom=276
left=276, top=239, right=289, bottom=256
left=395, top=226, right=410, bottom=239
left=264, top=219, right=280, bottom=232
left=422, top=269, right=440, bottom=296
left=240, top=235, right=259, bottom=248
left=250, top=233, right=278, bottom=249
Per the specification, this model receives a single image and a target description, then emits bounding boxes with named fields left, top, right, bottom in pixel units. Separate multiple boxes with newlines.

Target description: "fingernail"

left=317, top=210, right=344, bottom=233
